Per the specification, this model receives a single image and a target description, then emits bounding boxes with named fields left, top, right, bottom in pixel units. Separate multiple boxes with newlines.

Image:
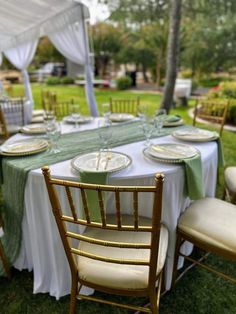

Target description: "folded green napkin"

left=183, top=154, right=204, bottom=200
left=79, top=170, right=108, bottom=222
left=165, top=115, right=181, bottom=123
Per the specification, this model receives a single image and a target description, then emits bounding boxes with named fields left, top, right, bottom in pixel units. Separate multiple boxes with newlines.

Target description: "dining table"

left=1, top=117, right=219, bottom=299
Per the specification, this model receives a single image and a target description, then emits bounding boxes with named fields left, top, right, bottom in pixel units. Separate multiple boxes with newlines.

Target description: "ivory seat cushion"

left=31, top=116, right=44, bottom=123
left=178, top=198, right=236, bottom=259
left=225, top=167, right=236, bottom=192
left=77, top=215, right=168, bottom=290
left=32, top=109, right=45, bottom=117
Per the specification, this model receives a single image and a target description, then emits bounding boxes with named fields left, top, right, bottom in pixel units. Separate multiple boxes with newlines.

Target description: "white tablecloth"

left=11, top=119, right=218, bottom=299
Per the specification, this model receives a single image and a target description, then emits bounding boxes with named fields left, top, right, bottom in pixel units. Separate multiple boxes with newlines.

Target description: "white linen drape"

left=4, top=39, right=38, bottom=108
left=49, top=17, right=98, bottom=116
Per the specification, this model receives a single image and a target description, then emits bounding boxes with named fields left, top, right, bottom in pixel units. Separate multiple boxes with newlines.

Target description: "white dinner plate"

left=172, top=128, right=218, bottom=142
left=21, top=124, right=46, bottom=134
left=144, top=143, right=199, bottom=162
left=63, top=115, right=93, bottom=124
left=71, top=151, right=132, bottom=173
left=163, top=119, right=184, bottom=127
left=0, top=138, right=49, bottom=156
left=110, top=113, right=135, bottom=122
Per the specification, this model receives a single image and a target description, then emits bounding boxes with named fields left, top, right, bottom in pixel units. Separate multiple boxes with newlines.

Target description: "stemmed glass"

left=141, top=118, right=155, bottom=146
left=97, top=119, right=112, bottom=151
left=46, top=120, right=61, bottom=153
left=153, top=109, right=167, bottom=135
left=137, top=104, right=148, bottom=122
left=70, top=103, right=80, bottom=129
left=101, top=103, right=111, bottom=122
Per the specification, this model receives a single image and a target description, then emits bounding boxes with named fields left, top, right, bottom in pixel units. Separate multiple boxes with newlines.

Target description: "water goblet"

left=101, top=103, right=111, bottom=122
left=46, top=121, right=61, bottom=153
left=137, top=103, right=148, bottom=122
left=70, top=104, right=80, bottom=129
left=97, top=119, right=112, bottom=151
left=142, top=119, right=154, bottom=146
left=153, top=109, right=167, bottom=135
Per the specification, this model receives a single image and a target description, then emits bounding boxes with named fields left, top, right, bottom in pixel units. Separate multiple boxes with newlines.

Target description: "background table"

left=11, top=119, right=218, bottom=299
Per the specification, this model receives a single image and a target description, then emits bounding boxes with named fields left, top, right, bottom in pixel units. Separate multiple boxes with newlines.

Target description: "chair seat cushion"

left=178, top=198, right=236, bottom=259
left=77, top=215, right=168, bottom=290
left=32, top=109, right=45, bottom=117
left=31, top=116, right=44, bottom=123
left=225, top=167, right=236, bottom=193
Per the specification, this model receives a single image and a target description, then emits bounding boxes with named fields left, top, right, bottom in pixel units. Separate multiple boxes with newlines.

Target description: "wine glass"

left=137, top=103, right=148, bottom=122
left=141, top=118, right=154, bottom=146
left=46, top=121, right=61, bottom=153
left=153, top=108, right=167, bottom=135
left=70, top=103, right=80, bottom=129
left=101, top=103, right=111, bottom=122
left=97, top=119, right=112, bottom=151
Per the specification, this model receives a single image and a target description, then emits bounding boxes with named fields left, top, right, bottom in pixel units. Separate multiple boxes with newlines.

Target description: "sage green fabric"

left=0, top=120, right=184, bottom=275
left=183, top=154, right=204, bottom=200
left=216, top=136, right=224, bottom=167
left=79, top=170, right=108, bottom=223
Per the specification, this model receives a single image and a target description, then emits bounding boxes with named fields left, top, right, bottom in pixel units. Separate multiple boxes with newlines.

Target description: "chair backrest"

left=193, top=99, right=229, bottom=136
left=53, top=99, right=74, bottom=120
left=42, top=166, right=164, bottom=290
left=41, top=90, right=57, bottom=112
left=0, top=98, right=25, bottom=127
left=109, top=97, right=140, bottom=115
left=0, top=108, right=9, bottom=139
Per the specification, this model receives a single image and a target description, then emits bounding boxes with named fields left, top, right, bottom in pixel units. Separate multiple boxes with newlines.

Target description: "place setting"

left=0, top=138, right=49, bottom=156
left=20, top=123, right=46, bottom=135
left=63, top=103, right=93, bottom=127
left=172, top=128, right=218, bottom=142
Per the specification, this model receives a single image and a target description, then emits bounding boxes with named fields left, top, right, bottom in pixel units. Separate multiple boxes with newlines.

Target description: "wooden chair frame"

left=53, top=99, right=74, bottom=120
left=42, top=166, right=166, bottom=314
left=193, top=99, right=229, bottom=136
left=109, top=97, right=140, bottom=115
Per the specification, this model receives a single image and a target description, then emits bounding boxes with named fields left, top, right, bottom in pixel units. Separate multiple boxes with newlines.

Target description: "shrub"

left=46, top=76, right=61, bottom=85
left=60, top=77, right=74, bottom=84
left=116, top=76, right=132, bottom=90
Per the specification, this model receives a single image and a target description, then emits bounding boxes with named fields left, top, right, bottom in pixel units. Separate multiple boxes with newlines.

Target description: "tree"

left=91, top=23, right=122, bottom=77
left=161, top=0, right=182, bottom=112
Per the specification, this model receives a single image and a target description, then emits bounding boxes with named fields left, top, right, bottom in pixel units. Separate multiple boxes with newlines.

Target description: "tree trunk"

left=161, top=0, right=182, bottom=113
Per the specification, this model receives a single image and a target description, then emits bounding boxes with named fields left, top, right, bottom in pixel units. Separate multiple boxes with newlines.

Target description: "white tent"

left=0, top=0, right=98, bottom=116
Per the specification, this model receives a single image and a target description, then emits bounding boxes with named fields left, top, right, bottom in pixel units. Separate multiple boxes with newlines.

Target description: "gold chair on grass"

left=172, top=198, right=236, bottom=290
left=0, top=215, right=11, bottom=279
left=109, top=97, right=140, bottom=115
left=193, top=99, right=229, bottom=136
left=0, top=97, right=25, bottom=140
left=42, top=166, right=168, bottom=314
left=223, top=167, right=236, bottom=204
left=53, top=99, right=74, bottom=120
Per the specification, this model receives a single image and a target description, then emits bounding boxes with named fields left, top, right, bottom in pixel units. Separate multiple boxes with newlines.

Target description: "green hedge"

left=116, top=76, right=132, bottom=90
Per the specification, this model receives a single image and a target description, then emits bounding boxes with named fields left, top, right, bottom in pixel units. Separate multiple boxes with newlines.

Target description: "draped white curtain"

left=4, top=39, right=38, bottom=107
left=48, top=16, right=98, bottom=116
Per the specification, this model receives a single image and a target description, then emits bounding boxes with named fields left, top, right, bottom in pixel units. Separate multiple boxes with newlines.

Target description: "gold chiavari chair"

left=193, top=99, right=229, bottom=136
left=109, top=97, right=140, bottom=115
left=42, top=166, right=168, bottom=314
left=0, top=97, right=25, bottom=139
left=53, top=99, right=74, bottom=120
left=172, top=198, right=236, bottom=291
left=41, top=90, right=57, bottom=112
left=0, top=214, right=11, bottom=279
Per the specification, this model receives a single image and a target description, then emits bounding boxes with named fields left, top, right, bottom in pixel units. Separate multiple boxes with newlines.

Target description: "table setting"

left=0, top=111, right=222, bottom=298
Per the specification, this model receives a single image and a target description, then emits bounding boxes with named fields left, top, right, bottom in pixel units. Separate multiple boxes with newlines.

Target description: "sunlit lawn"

left=1, top=83, right=236, bottom=313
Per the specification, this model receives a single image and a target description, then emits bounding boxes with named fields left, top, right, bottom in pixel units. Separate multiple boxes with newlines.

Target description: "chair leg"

left=0, top=239, right=11, bottom=279
left=171, top=232, right=182, bottom=289
left=69, top=276, right=78, bottom=314
left=149, top=271, right=163, bottom=314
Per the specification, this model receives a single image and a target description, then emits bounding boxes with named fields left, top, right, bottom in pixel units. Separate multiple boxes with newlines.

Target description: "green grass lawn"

left=1, top=84, right=236, bottom=313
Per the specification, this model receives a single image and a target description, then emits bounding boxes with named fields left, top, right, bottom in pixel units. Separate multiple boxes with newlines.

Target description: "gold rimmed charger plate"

left=172, top=129, right=218, bottom=142
left=110, top=113, right=135, bottom=122
left=71, top=151, right=132, bottom=173
left=0, top=139, right=49, bottom=156
left=21, top=124, right=46, bottom=134
left=143, top=143, right=199, bottom=164
left=163, top=119, right=184, bottom=127
left=63, top=115, right=93, bottom=124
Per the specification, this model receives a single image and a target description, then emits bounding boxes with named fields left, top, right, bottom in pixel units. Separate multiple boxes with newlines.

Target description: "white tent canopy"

left=0, top=0, right=98, bottom=117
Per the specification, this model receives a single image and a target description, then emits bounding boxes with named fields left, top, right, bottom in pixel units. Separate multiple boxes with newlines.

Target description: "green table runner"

left=1, top=120, right=181, bottom=275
